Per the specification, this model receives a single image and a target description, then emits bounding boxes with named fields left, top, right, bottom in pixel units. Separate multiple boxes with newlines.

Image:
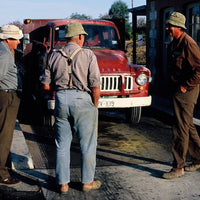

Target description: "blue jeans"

left=54, top=90, right=98, bottom=184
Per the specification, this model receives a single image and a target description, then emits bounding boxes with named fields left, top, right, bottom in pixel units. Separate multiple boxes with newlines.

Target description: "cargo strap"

left=59, top=48, right=81, bottom=89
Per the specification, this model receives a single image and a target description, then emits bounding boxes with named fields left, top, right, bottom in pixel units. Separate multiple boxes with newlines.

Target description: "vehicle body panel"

left=19, top=18, right=152, bottom=124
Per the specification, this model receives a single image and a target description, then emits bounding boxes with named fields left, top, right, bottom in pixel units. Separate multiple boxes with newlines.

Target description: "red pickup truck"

left=18, top=18, right=151, bottom=126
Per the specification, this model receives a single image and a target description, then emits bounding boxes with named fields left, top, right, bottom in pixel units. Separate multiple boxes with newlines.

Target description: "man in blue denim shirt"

left=0, top=25, right=23, bottom=186
left=41, top=22, right=101, bottom=193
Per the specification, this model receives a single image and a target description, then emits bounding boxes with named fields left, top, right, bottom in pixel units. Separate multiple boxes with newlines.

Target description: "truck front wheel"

left=43, top=111, right=55, bottom=128
left=125, top=107, right=142, bottom=124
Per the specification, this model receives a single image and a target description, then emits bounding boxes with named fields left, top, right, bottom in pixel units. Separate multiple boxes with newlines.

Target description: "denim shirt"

left=0, top=41, right=18, bottom=90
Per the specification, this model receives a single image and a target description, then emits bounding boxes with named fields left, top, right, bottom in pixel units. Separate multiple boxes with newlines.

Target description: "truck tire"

left=43, top=112, right=55, bottom=128
left=126, top=107, right=142, bottom=124
left=50, top=115, right=55, bottom=127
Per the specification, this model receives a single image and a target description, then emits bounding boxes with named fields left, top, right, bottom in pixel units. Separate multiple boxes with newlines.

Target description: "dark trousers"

left=0, top=91, right=20, bottom=180
left=172, top=86, right=200, bottom=169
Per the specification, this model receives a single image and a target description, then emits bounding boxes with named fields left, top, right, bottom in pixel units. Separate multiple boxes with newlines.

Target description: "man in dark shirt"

left=162, top=12, right=200, bottom=179
left=0, top=25, right=23, bottom=185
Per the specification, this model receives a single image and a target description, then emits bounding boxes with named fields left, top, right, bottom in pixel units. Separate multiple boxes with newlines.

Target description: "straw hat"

left=65, top=22, right=88, bottom=38
left=0, top=25, right=23, bottom=40
left=166, top=12, right=187, bottom=29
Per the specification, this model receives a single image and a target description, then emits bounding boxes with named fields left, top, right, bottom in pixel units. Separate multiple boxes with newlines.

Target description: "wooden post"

left=132, top=14, right=137, bottom=64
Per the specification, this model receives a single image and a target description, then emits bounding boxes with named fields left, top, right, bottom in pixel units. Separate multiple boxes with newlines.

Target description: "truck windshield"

left=54, top=24, right=119, bottom=49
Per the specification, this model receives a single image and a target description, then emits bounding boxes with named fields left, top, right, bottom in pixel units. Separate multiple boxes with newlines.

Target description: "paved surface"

left=10, top=121, right=34, bottom=170
left=2, top=97, right=200, bottom=200
left=8, top=165, right=200, bottom=200
left=4, top=134, right=200, bottom=200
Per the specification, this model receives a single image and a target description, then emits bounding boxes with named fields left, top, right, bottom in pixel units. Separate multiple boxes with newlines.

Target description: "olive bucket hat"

left=65, top=22, right=88, bottom=38
left=166, top=12, right=187, bottom=29
left=0, top=25, right=23, bottom=40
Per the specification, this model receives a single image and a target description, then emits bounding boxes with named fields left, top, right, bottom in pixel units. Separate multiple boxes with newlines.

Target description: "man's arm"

left=91, top=85, right=100, bottom=107
left=43, top=84, right=50, bottom=90
left=180, top=86, right=187, bottom=93
left=184, top=40, right=200, bottom=90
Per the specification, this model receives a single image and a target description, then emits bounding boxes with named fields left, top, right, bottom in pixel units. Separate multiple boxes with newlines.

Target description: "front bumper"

left=47, top=95, right=152, bottom=110
left=98, top=96, right=152, bottom=108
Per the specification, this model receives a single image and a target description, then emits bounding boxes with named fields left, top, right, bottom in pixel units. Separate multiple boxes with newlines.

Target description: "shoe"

left=60, top=183, right=69, bottom=193
left=162, top=168, right=184, bottom=179
left=185, top=164, right=200, bottom=172
left=0, top=177, right=21, bottom=186
left=82, top=180, right=101, bottom=192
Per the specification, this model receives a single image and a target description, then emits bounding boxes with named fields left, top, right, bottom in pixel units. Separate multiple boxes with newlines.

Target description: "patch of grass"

left=126, top=40, right=146, bottom=65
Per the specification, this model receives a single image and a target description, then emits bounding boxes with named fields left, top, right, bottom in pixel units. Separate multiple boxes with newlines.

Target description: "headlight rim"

left=135, top=73, right=148, bottom=86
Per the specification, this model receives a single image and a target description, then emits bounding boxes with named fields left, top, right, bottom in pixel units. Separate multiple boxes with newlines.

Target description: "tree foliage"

left=109, top=0, right=129, bottom=21
left=99, top=13, right=110, bottom=20
left=137, top=17, right=146, bottom=27
left=8, top=20, right=23, bottom=30
left=69, top=13, right=92, bottom=19
left=108, top=0, right=131, bottom=39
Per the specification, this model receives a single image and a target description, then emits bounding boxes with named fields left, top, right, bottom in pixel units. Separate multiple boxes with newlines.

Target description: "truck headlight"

left=136, top=74, right=148, bottom=85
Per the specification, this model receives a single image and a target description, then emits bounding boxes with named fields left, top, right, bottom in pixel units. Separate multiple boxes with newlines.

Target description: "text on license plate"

left=98, top=100, right=115, bottom=107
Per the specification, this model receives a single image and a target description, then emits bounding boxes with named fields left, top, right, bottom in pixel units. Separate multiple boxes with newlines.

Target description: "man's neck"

left=175, top=30, right=184, bottom=40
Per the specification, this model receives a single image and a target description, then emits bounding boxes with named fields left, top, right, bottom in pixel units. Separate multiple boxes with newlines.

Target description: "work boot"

left=0, top=177, right=21, bottom=186
left=82, top=180, right=101, bottom=192
left=185, top=164, right=200, bottom=172
left=60, top=183, right=69, bottom=194
left=162, top=168, right=184, bottom=179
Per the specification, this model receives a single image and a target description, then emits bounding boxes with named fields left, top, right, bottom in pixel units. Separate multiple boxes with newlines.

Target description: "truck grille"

left=100, top=75, right=133, bottom=91
left=124, top=75, right=134, bottom=91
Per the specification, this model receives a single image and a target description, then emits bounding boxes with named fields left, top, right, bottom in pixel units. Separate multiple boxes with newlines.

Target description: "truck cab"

left=20, top=19, right=152, bottom=126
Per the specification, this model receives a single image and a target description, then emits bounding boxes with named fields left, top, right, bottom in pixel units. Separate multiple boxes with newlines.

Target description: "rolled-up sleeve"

left=41, top=66, right=52, bottom=85
left=41, top=54, right=53, bottom=85
left=185, top=41, right=200, bottom=89
left=0, top=50, right=9, bottom=81
left=88, top=52, right=100, bottom=88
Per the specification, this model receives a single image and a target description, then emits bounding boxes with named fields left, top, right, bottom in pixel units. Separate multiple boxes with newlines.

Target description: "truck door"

left=108, top=19, right=125, bottom=51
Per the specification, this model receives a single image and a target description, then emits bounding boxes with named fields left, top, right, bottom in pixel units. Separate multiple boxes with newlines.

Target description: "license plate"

left=98, top=100, right=115, bottom=107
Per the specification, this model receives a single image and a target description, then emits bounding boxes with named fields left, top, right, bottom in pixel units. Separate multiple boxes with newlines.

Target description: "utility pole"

left=131, top=0, right=137, bottom=64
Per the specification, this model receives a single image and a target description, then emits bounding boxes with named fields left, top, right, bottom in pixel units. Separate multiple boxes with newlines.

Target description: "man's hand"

left=43, top=84, right=50, bottom=90
left=91, top=85, right=100, bottom=107
left=180, top=86, right=187, bottom=93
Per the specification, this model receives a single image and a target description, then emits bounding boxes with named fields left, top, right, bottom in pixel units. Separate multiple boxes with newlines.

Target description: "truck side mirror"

left=23, top=33, right=30, bottom=45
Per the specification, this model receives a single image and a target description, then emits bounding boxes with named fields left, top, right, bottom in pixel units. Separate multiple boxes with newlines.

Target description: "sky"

left=0, top=0, right=146, bottom=27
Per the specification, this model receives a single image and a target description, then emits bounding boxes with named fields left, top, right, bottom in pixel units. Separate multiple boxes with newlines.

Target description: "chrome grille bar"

left=124, top=76, right=133, bottom=91
left=100, top=75, right=134, bottom=92
left=100, top=76, right=121, bottom=91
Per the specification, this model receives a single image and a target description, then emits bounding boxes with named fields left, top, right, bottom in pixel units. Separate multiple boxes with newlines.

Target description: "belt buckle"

left=0, top=89, right=16, bottom=93
left=0, top=89, right=8, bottom=92
left=6, top=89, right=15, bottom=93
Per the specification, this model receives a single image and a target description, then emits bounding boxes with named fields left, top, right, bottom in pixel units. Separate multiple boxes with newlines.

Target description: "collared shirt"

left=41, top=42, right=100, bottom=93
left=0, top=41, right=18, bottom=90
left=168, top=32, right=200, bottom=91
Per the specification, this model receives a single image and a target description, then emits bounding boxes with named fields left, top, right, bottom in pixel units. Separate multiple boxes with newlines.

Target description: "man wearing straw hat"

left=41, top=21, right=101, bottom=193
left=0, top=24, right=23, bottom=185
left=162, top=12, right=200, bottom=179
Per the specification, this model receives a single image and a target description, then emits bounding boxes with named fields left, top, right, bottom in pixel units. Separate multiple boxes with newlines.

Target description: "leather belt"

left=0, top=89, right=16, bottom=93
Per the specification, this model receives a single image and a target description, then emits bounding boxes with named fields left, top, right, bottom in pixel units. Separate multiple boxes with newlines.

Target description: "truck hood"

left=92, top=49, right=129, bottom=73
